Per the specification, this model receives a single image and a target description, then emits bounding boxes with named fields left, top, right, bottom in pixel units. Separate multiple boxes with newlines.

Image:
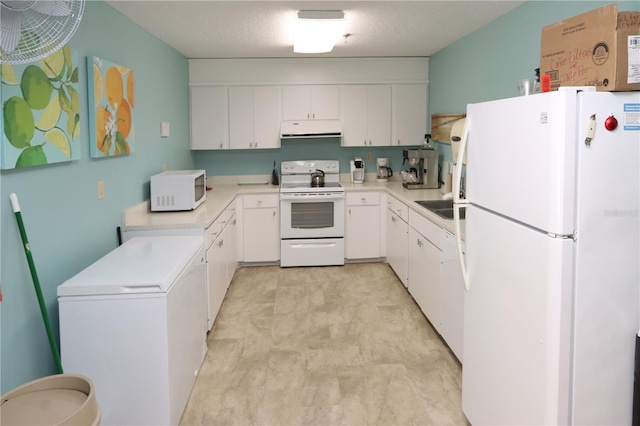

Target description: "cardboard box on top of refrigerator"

left=540, top=4, right=640, bottom=92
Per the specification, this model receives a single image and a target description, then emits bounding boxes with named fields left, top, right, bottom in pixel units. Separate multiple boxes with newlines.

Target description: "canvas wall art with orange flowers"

left=87, top=56, right=135, bottom=158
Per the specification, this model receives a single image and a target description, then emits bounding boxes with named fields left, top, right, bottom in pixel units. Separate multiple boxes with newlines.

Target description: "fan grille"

left=1, top=0, right=85, bottom=65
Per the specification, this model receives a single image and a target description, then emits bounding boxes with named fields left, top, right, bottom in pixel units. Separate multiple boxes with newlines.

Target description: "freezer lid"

left=57, top=236, right=204, bottom=297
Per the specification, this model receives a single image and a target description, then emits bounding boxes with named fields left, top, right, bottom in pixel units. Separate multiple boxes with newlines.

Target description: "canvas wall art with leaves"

left=1, top=46, right=81, bottom=169
left=87, top=56, right=135, bottom=158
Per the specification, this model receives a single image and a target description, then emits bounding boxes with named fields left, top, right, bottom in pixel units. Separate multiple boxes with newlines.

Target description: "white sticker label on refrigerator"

left=628, top=35, right=640, bottom=84
left=624, top=104, right=640, bottom=131
left=540, top=112, right=548, bottom=124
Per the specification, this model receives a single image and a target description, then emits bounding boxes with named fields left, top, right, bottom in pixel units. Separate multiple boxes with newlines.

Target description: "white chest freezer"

left=58, top=236, right=207, bottom=426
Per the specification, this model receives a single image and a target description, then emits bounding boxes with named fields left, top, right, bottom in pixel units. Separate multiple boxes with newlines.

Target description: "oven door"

left=280, top=192, right=345, bottom=239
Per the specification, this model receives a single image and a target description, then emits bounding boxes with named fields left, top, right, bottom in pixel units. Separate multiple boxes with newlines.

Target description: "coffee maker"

left=376, top=158, right=393, bottom=182
left=350, top=157, right=365, bottom=183
left=402, top=147, right=439, bottom=189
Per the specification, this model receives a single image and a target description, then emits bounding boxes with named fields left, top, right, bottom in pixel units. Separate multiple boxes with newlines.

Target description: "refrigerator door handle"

left=453, top=116, right=470, bottom=291
left=453, top=206, right=469, bottom=291
left=453, top=116, right=469, bottom=205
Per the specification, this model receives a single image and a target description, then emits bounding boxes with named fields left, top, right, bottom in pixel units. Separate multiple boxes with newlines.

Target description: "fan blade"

left=0, top=8, right=21, bottom=53
left=1, top=1, right=36, bottom=11
left=30, top=0, right=71, bottom=17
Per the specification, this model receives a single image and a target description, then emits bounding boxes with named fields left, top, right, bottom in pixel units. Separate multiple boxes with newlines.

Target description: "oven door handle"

left=280, top=193, right=345, bottom=201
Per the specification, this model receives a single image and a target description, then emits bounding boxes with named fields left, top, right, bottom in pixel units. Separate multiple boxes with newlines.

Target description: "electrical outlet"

left=97, top=180, right=105, bottom=199
left=366, top=152, right=372, bottom=161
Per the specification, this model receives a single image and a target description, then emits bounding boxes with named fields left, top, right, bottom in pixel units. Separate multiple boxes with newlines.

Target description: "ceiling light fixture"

left=294, top=10, right=345, bottom=54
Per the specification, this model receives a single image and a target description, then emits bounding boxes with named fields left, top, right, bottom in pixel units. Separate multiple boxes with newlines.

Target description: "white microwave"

left=150, top=170, right=206, bottom=212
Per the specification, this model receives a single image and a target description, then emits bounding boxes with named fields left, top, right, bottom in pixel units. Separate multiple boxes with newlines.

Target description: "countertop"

left=122, top=173, right=464, bottom=237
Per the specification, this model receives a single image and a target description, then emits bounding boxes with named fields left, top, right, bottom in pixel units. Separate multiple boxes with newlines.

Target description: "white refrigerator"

left=454, top=87, right=640, bottom=425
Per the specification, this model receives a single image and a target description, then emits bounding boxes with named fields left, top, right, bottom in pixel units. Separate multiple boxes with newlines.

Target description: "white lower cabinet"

left=408, top=225, right=442, bottom=334
left=440, top=230, right=464, bottom=362
left=407, top=209, right=465, bottom=362
left=207, top=230, right=226, bottom=330
left=242, top=194, right=280, bottom=262
left=205, top=204, right=238, bottom=330
left=386, top=196, right=409, bottom=287
left=346, top=191, right=382, bottom=259
left=408, top=209, right=443, bottom=333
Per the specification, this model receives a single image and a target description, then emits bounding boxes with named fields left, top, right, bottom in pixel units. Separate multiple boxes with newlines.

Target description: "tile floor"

left=180, top=263, right=469, bottom=425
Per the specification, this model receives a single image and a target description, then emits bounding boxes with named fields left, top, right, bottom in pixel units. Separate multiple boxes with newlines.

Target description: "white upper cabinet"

left=253, top=86, right=283, bottom=149
left=229, top=86, right=282, bottom=149
left=190, top=86, right=228, bottom=150
left=392, top=84, right=427, bottom=146
left=341, top=84, right=391, bottom=147
left=282, top=85, right=340, bottom=120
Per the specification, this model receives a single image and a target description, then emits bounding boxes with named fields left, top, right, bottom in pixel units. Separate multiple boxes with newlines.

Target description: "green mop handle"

left=10, top=193, right=63, bottom=374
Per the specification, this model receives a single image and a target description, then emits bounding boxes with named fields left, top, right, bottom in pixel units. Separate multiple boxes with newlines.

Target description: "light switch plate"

left=97, top=180, right=105, bottom=199
left=160, top=122, right=170, bottom=138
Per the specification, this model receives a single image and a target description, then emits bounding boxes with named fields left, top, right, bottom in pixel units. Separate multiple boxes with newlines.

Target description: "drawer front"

left=409, top=209, right=442, bottom=248
left=346, top=191, right=381, bottom=206
left=206, top=220, right=224, bottom=248
left=387, top=196, right=408, bottom=222
left=206, top=204, right=237, bottom=247
left=243, top=193, right=279, bottom=209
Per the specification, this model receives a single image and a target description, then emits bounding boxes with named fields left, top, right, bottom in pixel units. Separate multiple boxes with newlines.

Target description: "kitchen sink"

left=415, top=200, right=465, bottom=220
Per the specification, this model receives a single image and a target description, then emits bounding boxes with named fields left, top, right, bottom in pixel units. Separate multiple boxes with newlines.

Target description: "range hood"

left=280, top=120, right=342, bottom=139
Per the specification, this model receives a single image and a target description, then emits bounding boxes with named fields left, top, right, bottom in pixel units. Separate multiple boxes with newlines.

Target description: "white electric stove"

left=279, top=160, right=345, bottom=267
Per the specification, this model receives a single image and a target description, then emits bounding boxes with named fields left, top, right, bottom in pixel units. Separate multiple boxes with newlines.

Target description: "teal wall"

left=0, top=1, right=193, bottom=393
left=431, top=0, right=639, bottom=165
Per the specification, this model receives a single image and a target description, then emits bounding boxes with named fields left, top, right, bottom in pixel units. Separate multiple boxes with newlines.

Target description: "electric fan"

left=0, top=0, right=85, bottom=65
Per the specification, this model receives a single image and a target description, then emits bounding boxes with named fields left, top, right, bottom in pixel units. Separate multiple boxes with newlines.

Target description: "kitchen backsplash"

left=194, top=138, right=455, bottom=181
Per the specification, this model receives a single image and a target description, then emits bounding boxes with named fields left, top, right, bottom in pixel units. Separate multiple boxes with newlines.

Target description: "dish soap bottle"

left=271, top=161, right=279, bottom=185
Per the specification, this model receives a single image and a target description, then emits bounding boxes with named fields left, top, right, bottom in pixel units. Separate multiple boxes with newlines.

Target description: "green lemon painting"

left=1, top=46, right=81, bottom=169
left=87, top=56, right=135, bottom=158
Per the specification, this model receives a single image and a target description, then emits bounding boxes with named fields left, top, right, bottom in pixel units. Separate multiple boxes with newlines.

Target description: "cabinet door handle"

left=219, top=143, right=223, bottom=149
left=312, top=113, right=315, bottom=119
left=307, top=113, right=310, bottom=119
left=391, top=216, right=396, bottom=223
left=348, top=208, right=351, bottom=215
left=273, top=210, right=276, bottom=217
left=397, top=140, right=401, bottom=145
left=364, top=140, right=367, bottom=145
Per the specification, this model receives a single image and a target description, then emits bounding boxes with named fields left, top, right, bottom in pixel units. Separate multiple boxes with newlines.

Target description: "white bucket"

left=1, top=374, right=100, bottom=425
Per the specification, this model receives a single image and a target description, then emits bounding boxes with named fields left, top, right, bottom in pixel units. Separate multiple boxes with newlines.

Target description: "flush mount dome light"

left=294, top=10, right=345, bottom=54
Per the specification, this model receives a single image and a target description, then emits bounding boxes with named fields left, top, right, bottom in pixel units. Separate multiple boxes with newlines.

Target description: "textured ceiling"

left=104, top=1, right=526, bottom=59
